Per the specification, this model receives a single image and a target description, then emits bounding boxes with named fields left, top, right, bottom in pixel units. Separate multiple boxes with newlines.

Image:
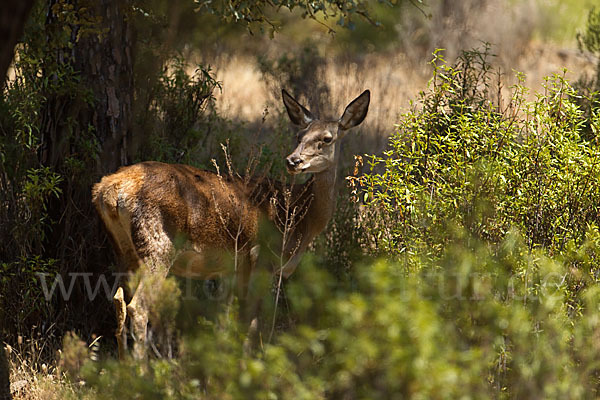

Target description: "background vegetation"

left=1, top=0, right=600, bottom=399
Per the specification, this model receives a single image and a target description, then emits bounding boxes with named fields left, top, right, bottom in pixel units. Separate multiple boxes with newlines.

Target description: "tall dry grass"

left=184, top=0, right=597, bottom=174
left=210, top=52, right=425, bottom=162
left=5, top=342, right=75, bottom=400
left=209, top=42, right=594, bottom=168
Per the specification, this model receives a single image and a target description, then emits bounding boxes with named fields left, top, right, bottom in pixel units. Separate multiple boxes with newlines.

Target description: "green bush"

left=65, top=228, right=600, bottom=399
left=134, top=57, right=221, bottom=167
left=0, top=2, right=96, bottom=345
left=354, top=47, right=600, bottom=261
left=575, top=7, right=600, bottom=139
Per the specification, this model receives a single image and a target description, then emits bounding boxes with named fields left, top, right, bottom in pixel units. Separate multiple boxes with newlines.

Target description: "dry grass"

left=5, top=343, right=76, bottom=400
left=208, top=40, right=595, bottom=169
left=3, top=330, right=96, bottom=400
left=206, top=0, right=596, bottom=157
left=210, top=51, right=425, bottom=164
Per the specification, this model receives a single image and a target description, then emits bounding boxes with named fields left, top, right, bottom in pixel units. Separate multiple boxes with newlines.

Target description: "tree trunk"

left=73, top=0, right=134, bottom=174
left=38, top=0, right=134, bottom=321
left=9, top=0, right=138, bottom=351
left=0, top=0, right=34, bottom=80
left=41, top=0, right=134, bottom=175
left=42, top=0, right=134, bottom=257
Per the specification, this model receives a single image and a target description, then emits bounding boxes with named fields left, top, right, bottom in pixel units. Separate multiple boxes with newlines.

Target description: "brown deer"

left=92, top=89, right=370, bottom=359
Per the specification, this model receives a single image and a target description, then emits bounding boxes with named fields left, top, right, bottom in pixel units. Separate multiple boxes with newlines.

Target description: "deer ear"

left=339, top=90, right=370, bottom=132
left=282, top=89, right=314, bottom=129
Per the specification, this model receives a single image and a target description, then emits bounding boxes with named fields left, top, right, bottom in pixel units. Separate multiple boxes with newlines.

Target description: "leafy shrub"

left=353, top=47, right=600, bottom=261
left=135, top=58, right=221, bottom=166
left=54, top=227, right=599, bottom=399
left=575, top=7, right=600, bottom=139
left=0, top=1, right=98, bottom=346
left=578, top=7, right=600, bottom=66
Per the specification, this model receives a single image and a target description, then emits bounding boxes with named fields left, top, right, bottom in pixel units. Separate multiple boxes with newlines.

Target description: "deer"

left=92, top=89, right=370, bottom=359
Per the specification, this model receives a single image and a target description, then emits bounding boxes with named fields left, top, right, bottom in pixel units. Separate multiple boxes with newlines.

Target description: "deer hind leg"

left=126, top=274, right=149, bottom=360
left=126, top=214, right=174, bottom=360
left=126, top=260, right=173, bottom=360
left=94, top=195, right=144, bottom=359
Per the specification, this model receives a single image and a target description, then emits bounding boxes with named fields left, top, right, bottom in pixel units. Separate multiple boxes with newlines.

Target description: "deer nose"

left=286, top=155, right=303, bottom=168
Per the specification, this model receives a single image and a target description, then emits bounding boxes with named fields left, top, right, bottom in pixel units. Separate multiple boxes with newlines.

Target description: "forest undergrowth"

left=2, top=3, right=600, bottom=399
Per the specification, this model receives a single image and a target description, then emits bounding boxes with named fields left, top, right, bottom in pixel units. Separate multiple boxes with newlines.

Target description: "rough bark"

left=40, top=0, right=134, bottom=174
left=73, top=0, right=134, bottom=174
left=0, top=0, right=35, bottom=80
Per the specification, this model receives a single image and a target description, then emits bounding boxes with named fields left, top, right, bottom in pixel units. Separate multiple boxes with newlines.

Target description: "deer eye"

left=323, top=133, right=333, bottom=143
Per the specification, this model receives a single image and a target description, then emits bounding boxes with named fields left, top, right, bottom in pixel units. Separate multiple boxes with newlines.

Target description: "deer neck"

left=279, top=147, right=339, bottom=278
left=305, top=144, right=339, bottom=233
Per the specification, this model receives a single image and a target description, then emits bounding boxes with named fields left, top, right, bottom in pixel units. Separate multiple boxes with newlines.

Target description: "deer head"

left=282, top=89, right=370, bottom=175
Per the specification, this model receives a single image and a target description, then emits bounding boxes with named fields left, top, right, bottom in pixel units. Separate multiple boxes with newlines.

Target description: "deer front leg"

left=236, top=245, right=261, bottom=320
left=113, top=286, right=127, bottom=360
left=240, top=246, right=261, bottom=352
